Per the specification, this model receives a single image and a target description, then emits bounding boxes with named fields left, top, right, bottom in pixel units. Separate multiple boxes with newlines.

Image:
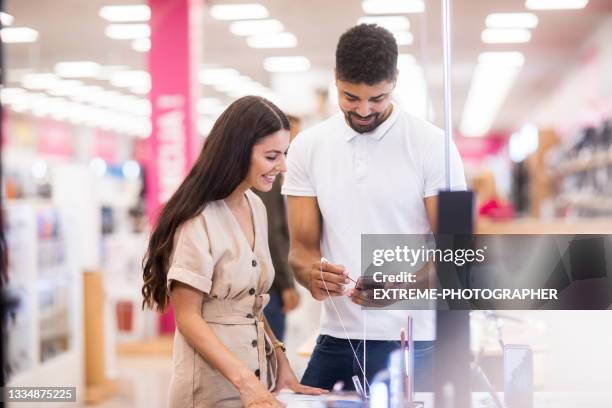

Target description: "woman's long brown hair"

left=142, top=96, right=290, bottom=311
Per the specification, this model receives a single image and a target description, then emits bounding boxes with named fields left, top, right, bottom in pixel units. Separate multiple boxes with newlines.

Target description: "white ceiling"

left=4, top=0, right=612, bottom=133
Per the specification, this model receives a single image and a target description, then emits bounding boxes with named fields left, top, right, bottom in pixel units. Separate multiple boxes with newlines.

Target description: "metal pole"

left=442, top=0, right=452, bottom=190
left=420, top=0, right=431, bottom=122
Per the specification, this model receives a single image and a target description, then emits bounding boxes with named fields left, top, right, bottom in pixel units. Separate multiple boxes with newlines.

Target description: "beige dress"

left=166, top=190, right=277, bottom=408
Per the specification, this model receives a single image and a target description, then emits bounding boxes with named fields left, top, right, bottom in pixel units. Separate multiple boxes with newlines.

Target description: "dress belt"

left=200, top=294, right=276, bottom=390
left=201, top=294, right=270, bottom=324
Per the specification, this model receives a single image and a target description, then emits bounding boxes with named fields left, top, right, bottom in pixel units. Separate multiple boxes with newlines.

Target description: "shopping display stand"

left=4, top=199, right=85, bottom=398
left=83, top=270, right=118, bottom=404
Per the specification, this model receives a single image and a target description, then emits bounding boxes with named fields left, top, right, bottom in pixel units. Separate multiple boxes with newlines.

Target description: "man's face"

left=336, top=77, right=395, bottom=133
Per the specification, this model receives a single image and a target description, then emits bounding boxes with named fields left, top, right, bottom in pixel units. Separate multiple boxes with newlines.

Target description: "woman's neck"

left=224, top=181, right=250, bottom=208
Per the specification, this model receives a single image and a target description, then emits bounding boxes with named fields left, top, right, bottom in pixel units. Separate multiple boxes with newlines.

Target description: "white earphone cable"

left=319, top=257, right=371, bottom=392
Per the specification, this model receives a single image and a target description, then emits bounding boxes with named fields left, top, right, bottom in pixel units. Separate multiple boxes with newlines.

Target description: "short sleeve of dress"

left=166, top=215, right=214, bottom=294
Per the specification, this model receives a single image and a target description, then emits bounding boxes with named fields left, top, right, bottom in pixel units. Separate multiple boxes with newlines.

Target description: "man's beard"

left=344, top=112, right=383, bottom=133
left=344, top=108, right=389, bottom=134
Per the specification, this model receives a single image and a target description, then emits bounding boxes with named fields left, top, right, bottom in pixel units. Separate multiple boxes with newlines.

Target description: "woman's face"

left=246, top=129, right=290, bottom=192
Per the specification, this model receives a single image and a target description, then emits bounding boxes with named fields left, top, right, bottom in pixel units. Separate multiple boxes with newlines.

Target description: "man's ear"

left=393, top=69, right=399, bottom=88
left=333, top=67, right=338, bottom=83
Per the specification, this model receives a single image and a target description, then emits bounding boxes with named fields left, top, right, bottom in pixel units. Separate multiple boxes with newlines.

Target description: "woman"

left=142, top=96, right=326, bottom=407
left=472, top=170, right=514, bottom=221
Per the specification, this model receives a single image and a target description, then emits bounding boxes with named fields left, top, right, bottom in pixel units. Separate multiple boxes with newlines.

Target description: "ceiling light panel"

left=199, top=68, right=241, bottom=85
left=213, top=75, right=253, bottom=92
left=0, top=27, right=39, bottom=43
left=486, top=13, right=539, bottom=29
left=0, top=12, right=14, bottom=26
left=362, top=0, right=424, bottom=14
left=46, top=80, right=84, bottom=96
left=132, top=38, right=151, bottom=52
left=230, top=19, right=284, bottom=36
left=210, top=4, right=269, bottom=20
left=263, top=56, right=311, bottom=73
left=478, top=51, right=526, bottom=66
left=54, top=61, right=101, bottom=78
left=526, top=0, right=588, bottom=10
left=105, top=24, right=150, bottom=39
left=21, top=73, right=61, bottom=90
left=96, top=65, right=130, bottom=81
left=110, top=70, right=151, bottom=88
left=247, top=32, right=297, bottom=48
left=357, top=16, right=410, bottom=31
left=1, top=87, right=26, bottom=104
left=481, top=28, right=532, bottom=44
left=129, top=84, right=151, bottom=94
left=394, top=31, right=414, bottom=45
left=69, top=85, right=105, bottom=103
left=99, top=5, right=151, bottom=22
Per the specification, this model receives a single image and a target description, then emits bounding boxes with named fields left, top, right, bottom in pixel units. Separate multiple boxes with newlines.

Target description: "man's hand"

left=308, top=260, right=350, bottom=300
left=347, top=276, right=398, bottom=308
left=348, top=263, right=435, bottom=307
left=281, top=288, right=300, bottom=313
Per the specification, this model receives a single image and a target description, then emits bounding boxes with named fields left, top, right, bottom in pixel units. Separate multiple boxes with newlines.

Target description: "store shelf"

left=556, top=195, right=612, bottom=213
left=5, top=201, right=84, bottom=391
left=554, top=150, right=612, bottom=176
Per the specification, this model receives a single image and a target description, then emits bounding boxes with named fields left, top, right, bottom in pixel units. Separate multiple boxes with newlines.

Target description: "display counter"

left=476, top=218, right=612, bottom=234
left=277, top=390, right=612, bottom=407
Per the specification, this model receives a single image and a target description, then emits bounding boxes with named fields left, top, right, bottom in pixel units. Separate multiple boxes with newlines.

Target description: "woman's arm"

left=171, top=282, right=281, bottom=407
left=262, top=315, right=290, bottom=378
left=262, top=316, right=327, bottom=395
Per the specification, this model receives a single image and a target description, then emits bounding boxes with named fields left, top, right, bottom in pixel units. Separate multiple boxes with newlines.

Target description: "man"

left=256, top=115, right=302, bottom=341
left=282, top=24, right=466, bottom=390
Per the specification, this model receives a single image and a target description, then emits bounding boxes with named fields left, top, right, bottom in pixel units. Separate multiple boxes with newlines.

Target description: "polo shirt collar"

left=343, top=102, right=399, bottom=142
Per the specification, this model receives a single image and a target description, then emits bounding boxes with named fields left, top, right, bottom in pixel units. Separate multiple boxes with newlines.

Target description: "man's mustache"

left=349, top=112, right=378, bottom=121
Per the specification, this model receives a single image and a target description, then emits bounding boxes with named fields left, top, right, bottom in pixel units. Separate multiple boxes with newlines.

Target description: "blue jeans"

left=264, top=292, right=285, bottom=341
left=301, top=335, right=434, bottom=391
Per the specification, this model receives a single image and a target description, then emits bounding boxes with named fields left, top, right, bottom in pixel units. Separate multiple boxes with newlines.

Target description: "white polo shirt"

left=282, top=104, right=466, bottom=341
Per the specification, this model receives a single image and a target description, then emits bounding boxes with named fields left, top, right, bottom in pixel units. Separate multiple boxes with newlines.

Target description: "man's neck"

left=379, top=103, right=394, bottom=124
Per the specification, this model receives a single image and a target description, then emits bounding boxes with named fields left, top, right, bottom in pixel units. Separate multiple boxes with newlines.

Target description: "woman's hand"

left=273, top=353, right=328, bottom=395
left=237, top=373, right=284, bottom=407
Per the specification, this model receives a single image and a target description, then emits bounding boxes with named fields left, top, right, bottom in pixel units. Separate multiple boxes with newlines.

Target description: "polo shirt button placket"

left=355, top=137, right=367, bottom=181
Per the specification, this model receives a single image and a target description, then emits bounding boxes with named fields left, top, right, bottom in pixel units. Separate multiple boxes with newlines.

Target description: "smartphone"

left=503, top=344, right=533, bottom=408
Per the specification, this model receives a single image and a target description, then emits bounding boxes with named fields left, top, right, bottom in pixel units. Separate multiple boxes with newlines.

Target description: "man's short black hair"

left=335, top=24, right=398, bottom=85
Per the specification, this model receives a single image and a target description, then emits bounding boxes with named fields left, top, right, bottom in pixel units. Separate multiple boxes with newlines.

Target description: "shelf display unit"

left=552, top=121, right=612, bottom=216
left=4, top=200, right=83, bottom=390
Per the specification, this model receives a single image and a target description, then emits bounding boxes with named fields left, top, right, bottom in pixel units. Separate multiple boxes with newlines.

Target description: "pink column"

left=148, top=0, right=203, bottom=334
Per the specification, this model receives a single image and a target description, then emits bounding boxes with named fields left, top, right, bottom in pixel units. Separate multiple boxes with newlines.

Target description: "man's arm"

left=424, top=195, right=438, bottom=233
left=267, top=187, right=294, bottom=291
left=287, top=196, right=348, bottom=300
left=286, top=196, right=320, bottom=288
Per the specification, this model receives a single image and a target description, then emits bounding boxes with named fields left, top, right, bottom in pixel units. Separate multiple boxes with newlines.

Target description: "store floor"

left=95, top=356, right=172, bottom=408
